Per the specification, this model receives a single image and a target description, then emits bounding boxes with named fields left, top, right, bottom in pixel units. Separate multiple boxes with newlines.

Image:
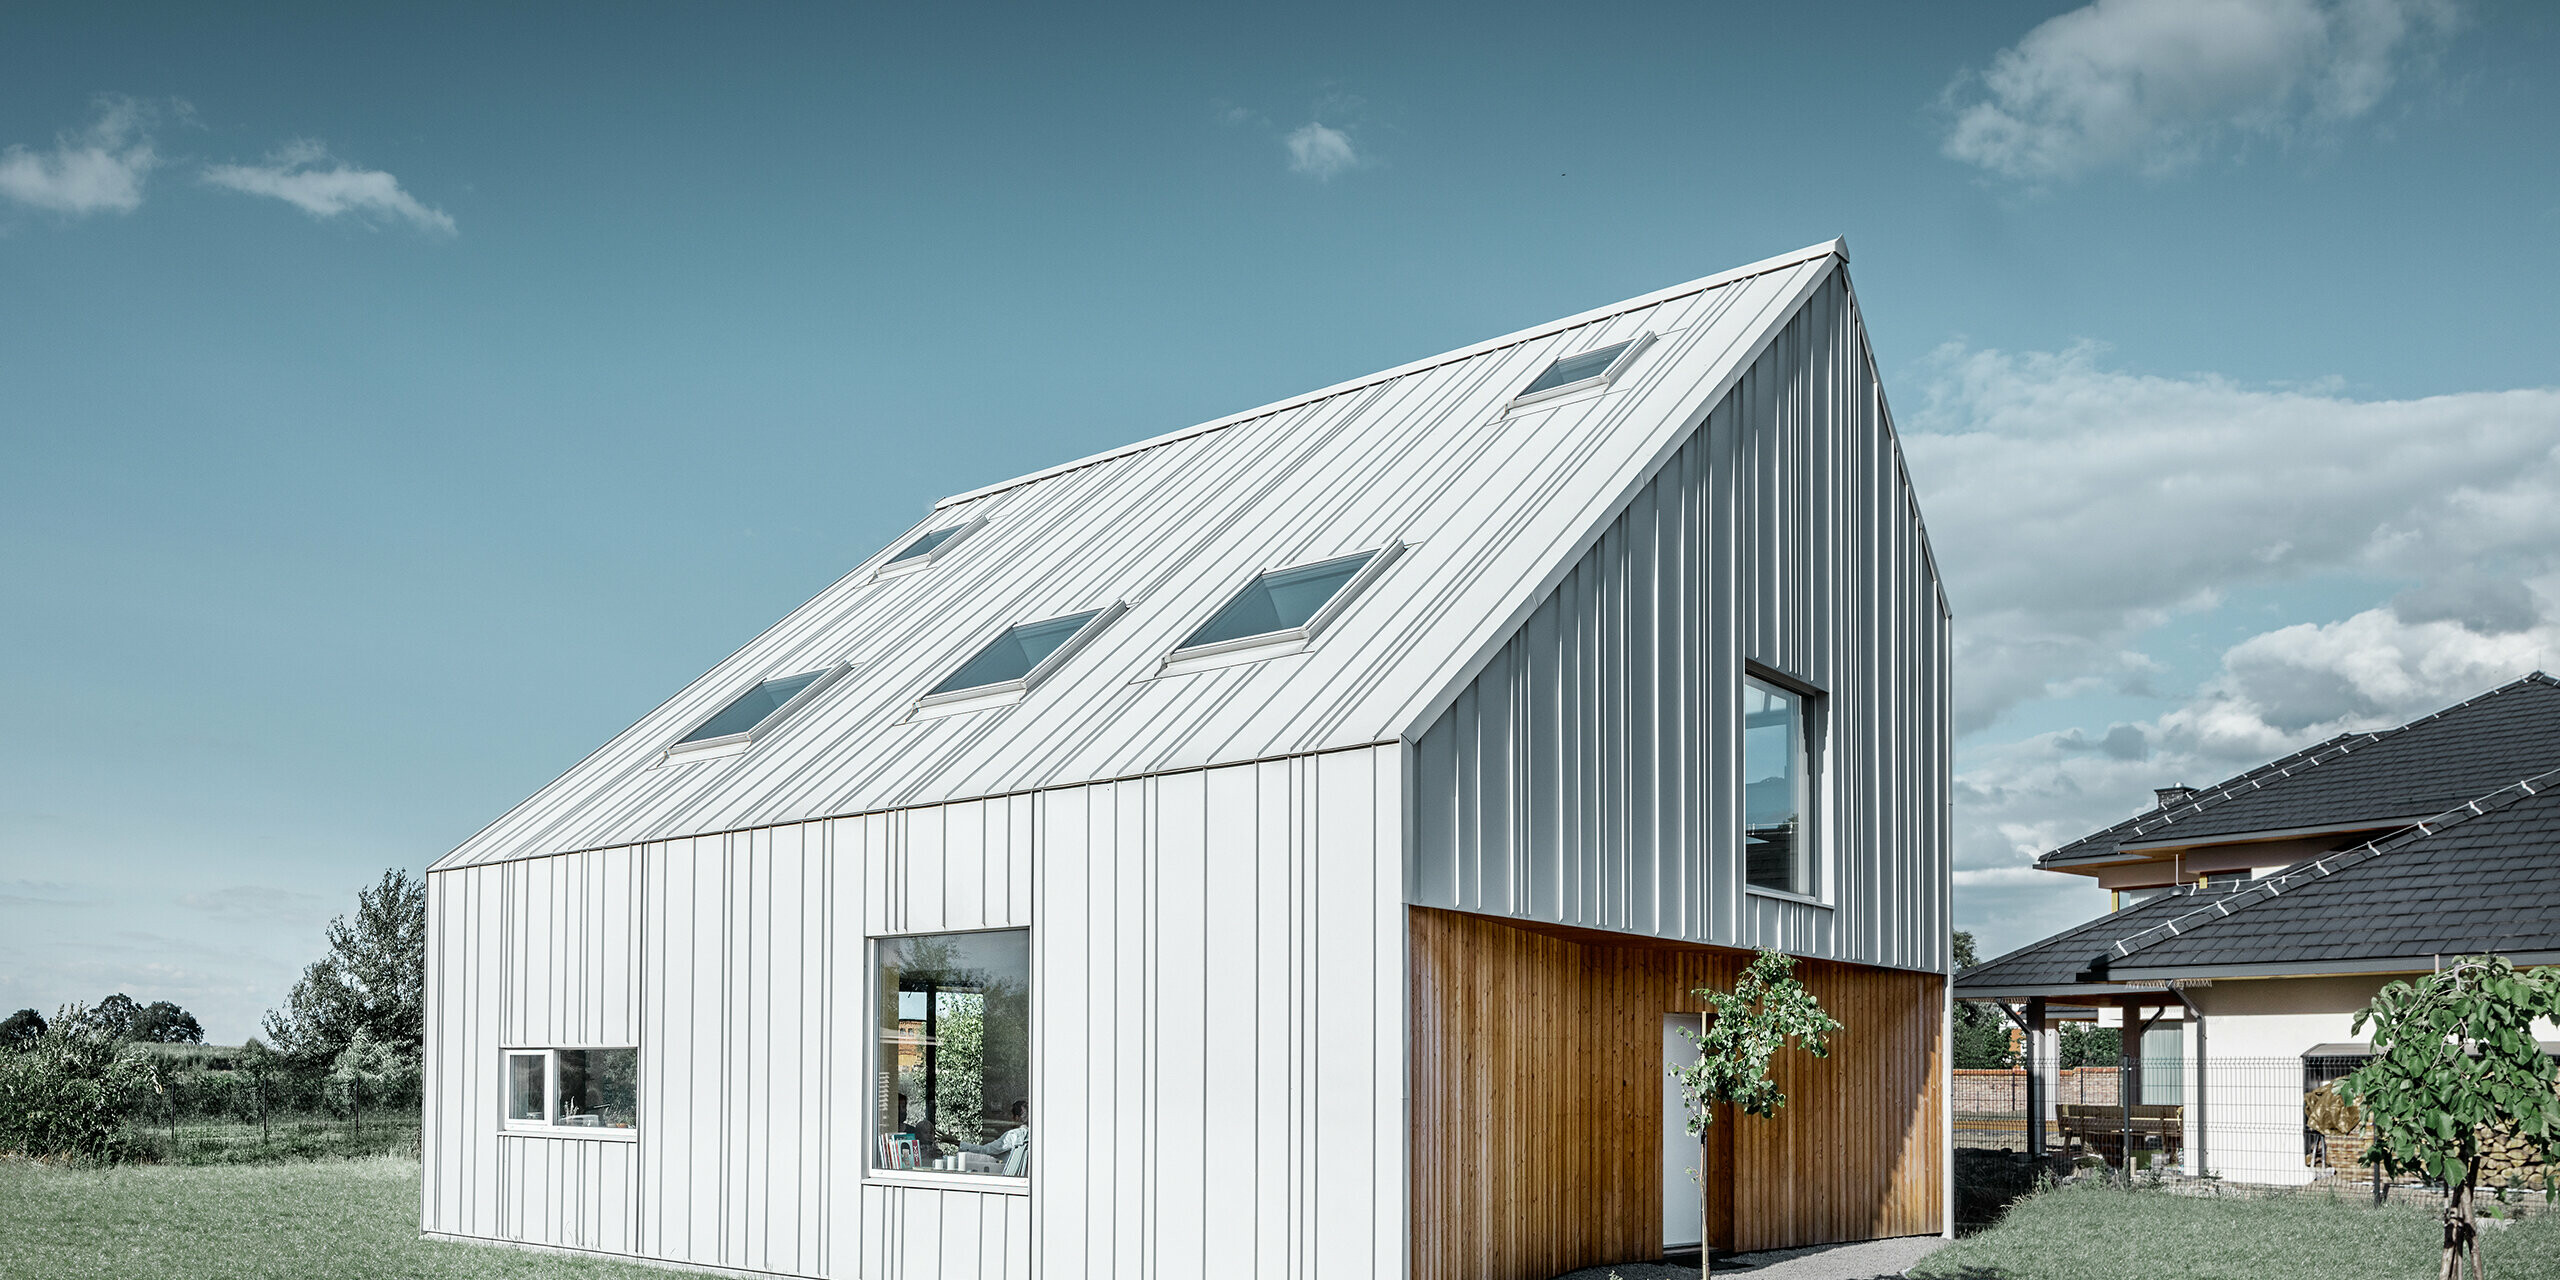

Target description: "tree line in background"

left=0, top=868, right=426, bottom=1163
left=1950, top=930, right=2121, bottom=1071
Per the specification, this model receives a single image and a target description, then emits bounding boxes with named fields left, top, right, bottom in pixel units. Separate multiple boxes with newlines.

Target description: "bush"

left=0, top=1003, right=163, bottom=1162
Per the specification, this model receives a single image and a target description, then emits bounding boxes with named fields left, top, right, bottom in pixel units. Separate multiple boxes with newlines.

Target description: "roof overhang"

left=2106, top=950, right=2560, bottom=982
left=1951, top=982, right=2172, bottom=1002
left=2113, top=816, right=2429, bottom=855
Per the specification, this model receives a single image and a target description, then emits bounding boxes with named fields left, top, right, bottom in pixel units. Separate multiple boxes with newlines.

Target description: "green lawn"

left=1913, top=1180, right=2560, bottom=1280
left=0, top=1156, right=667, bottom=1280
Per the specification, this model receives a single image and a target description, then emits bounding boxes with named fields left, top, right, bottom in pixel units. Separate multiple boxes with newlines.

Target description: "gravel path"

left=1550, top=1234, right=1949, bottom=1280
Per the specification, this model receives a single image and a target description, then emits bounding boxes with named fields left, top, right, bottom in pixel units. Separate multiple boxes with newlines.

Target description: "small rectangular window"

left=554, top=1048, right=639, bottom=1128
left=874, top=930, right=1031, bottom=1180
left=503, top=1047, right=640, bottom=1133
left=1742, top=675, right=1814, bottom=897
left=506, top=1052, right=547, bottom=1123
left=1512, top=335, right=1648, bottom=405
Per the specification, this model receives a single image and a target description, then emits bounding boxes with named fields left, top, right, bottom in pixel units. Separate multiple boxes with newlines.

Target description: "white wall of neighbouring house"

left=422, top=743, right=1405, bottom=1280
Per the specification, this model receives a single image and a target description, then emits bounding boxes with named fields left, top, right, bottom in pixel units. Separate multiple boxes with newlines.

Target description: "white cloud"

left=1284, top=122, right=1360, bottom=180
left=202, top=139, right=455, bottom=234
left=1942, top=0, right=2458, bottom=182
left=1902, top=343, right=2560, bottom=734
left=0, top=96, right=160, bottom=215
left=1914, top=344, right=2560, bottom=953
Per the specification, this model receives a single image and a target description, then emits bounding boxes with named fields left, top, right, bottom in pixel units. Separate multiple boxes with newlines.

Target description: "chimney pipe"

left=2154, top=785, right=2198, bottom=810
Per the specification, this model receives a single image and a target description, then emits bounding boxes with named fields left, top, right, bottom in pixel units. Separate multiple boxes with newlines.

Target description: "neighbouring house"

left=421, top=238, right=1953, bottom=1280
left=1955, top=674, right=2560, bottom=1185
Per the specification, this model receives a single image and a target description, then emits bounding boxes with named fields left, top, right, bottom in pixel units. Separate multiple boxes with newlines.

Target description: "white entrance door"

left=1662, top=1014, right=1703, bottom=1250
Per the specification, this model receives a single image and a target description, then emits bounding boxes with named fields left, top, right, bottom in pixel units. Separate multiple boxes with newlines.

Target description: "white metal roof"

left=436, top=239, right=1851, bottom=869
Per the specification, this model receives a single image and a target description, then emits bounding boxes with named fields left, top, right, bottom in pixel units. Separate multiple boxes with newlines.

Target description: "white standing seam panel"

left=435, top=249, right=1855, bottom=874
left=428, top=743, right=1398, bottom=1280
left=1411, top=272, right=1950, bottom=974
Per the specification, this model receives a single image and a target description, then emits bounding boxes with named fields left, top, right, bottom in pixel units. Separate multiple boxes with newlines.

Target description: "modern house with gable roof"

left=1956, top=674, right=2560, bottom=1185
left=422, top=238, right=1953, bottom=1279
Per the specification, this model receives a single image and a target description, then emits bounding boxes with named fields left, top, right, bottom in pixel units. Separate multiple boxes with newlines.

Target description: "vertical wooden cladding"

left=1033, top=744, right=1405, bottom=1280
left=1408, top=908, right=1943, bottom=1280
left=1411, top=270, right=1949, bottom=975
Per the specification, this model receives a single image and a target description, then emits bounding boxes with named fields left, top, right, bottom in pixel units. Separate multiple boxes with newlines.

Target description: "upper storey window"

left=1742, top=675, right=1816, bottom=898
left=665, top=666, right=845, bottom=762
left=1510, top=335, right=1651, bottom=407
left=917, top=606, right=1122, bottom=717
left=1160, top=546, right=1401, bottom=675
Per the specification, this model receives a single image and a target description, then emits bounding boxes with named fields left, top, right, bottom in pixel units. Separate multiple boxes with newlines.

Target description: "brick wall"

left=1953, top=1067, right=2123, bottom=1112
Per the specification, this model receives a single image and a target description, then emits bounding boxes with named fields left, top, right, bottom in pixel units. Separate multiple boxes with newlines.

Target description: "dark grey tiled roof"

left=2102, top=772, right=2560, bottom=975
left=1958, top=765, right=2560, bottom=994
left=1953, top=891, right=2209, bottom=992
left=2039, top=674, right=2560, bottom=868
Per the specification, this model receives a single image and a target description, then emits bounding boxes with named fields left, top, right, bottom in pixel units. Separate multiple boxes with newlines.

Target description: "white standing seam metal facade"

left=422, top=239, right=1952, bottom=1277
left=1412, top=271, right=1950, bottom=972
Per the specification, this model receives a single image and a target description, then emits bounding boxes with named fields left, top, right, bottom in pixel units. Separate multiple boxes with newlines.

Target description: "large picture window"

left=873, top=929, right=1031, bottom=1180
left=1743, top=675, right=1816, bottom=897
left=501, top=1047, right=638, bottom=1132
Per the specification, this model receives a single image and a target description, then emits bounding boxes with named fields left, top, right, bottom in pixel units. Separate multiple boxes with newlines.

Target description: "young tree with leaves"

left=2344, top=955, right=2560, bottom=1280
left=264, top=869, right=428, bottom=1072
left=1669, top=950, right=1842, bottom=1274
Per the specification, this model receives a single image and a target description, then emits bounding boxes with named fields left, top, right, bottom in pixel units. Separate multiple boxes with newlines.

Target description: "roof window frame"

left=660, top=662, right=852, bottom=764
left=913, top=602, right=1127, bottom=719
left=1156, top=543, right=1405, bottom=677
left=873, top=513, right=987, bottom=581
left=1506, top=332, right=1655, bottom=410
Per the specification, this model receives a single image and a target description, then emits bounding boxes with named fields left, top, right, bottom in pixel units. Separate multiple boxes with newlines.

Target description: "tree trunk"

left=1700, top=1130, right=1712, bottom=1279
left=2440, top=1161, right=2482, bottom=1280
left=351, top=1077, right=363, bottom=1136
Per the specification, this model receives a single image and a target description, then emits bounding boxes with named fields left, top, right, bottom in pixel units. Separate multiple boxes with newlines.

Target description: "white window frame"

left=1506, top=332, right=1655, bottom=410
left=660, top=661, right=853, bottom=764
left=1153, top=543, right=1405, bottom=677
left=911, top=602, right=1126, bottom=720
left=1739, top=667, right=1831, bottom=908
left=498, top=1045, right=641, bottom=1142
left=873, top=513, right=987, bottom=581
left=863, top=926, right=1034, bottom=1197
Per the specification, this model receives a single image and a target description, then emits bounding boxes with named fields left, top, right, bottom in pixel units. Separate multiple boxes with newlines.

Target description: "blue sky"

left=4, top=1, right=2556, bottom=1040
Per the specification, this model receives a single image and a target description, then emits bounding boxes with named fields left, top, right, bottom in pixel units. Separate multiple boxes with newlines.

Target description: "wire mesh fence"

left=1957, top=1054, right=2560, bottom=1198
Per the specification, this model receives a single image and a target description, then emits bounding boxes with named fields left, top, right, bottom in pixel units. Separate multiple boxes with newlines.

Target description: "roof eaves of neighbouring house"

left=2035, top=673, right=2560, bottom=868
left=2082, top=764, right=2560, bottom=981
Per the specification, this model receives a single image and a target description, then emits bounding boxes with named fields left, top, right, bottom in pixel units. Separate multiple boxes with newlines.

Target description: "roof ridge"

left=2090, top=763, right=2560, bottom=972
left=930, top=238, right=1849, bottom=511
left=2040, top=671, right=2560, bottom=864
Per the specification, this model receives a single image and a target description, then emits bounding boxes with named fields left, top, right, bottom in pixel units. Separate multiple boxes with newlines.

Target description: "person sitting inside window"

left=955, top=1100, right=1030, bottom=1177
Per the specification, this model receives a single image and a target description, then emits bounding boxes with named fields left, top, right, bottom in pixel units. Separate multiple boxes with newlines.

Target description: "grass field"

left=1912, top=1179, right=2560, bottom=1280
left=0, top=1156, right=666, bottom=1280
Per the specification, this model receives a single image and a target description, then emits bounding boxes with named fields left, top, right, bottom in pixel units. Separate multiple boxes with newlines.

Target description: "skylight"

left=875, top=515, right=984, bottom=579
left=671, top=668, right=835, bottom=753
left=1515, top=338, right=1639, bottom=401
left=888, top=525, right=964, bottom=565
left=930, top=610, right=1107, bottom=698
left=1182, top=552, right=1377, bottom=650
